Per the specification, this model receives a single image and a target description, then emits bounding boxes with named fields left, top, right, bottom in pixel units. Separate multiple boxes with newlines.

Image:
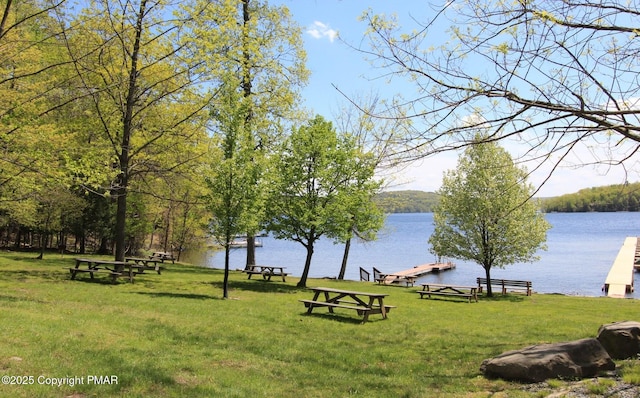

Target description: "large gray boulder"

left=597, top=321, right=640, bottom=360
left=480, top=338, right=615, bottom=382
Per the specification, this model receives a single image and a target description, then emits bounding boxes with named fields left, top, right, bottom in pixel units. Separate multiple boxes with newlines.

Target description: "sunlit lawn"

left=0, top=251, right=639, bottom=397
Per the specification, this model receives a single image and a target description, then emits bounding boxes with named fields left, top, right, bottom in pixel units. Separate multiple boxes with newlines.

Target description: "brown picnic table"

left=125, top=257, right=164, bottom=274
left=243, top=265, right=288, bottom=281
left=373, top=267, right=417, bottom=287
left=65, top=258, right=127, bottom=282
left=67, top=258, right=163, bottom=283
left=417, top=283, right=478, bottom=303
left=299, top=287, right=395, bottom=323
left=150, top=252, right=175, bottom=263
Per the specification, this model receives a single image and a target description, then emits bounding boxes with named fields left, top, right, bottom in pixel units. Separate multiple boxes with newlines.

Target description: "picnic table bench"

left=66, top=258, right=165, bottom=283
left=477, top=277, right=532, bottom=296
left=150, top=252, right=175, bottom=263
left=376, top=273, right=417, bottom=287
left=65, top=258, right=126, bottom=282
left=243, top=265, right=288, bottom=282
left=417, top=283, right=478, bottom=303
left=125, top=257, right=164, bottom=274
left=299, top=287, right=396, bottom=323
left=373, top=267, right=416, bottom=287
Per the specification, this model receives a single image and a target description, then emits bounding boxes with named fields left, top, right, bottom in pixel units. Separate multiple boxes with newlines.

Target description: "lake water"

left=183, top=212, right=640, bottom=298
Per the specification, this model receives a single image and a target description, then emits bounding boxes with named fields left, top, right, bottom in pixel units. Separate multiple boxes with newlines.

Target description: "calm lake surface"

left=183, top=212, right=640, bottom=298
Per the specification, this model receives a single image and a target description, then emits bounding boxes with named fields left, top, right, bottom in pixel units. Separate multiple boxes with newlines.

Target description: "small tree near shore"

left=265, top=115, right=382, bottom=288
left=429, top=136, right=550, bottom=297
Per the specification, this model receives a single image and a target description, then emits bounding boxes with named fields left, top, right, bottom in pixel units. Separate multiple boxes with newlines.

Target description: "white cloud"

left=307, top=21, right=338, bottom=43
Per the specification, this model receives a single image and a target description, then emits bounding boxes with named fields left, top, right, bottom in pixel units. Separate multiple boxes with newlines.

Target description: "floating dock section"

left=382, top=262, right=455, bottom=284
left=604, top=237, right=636, bottom=298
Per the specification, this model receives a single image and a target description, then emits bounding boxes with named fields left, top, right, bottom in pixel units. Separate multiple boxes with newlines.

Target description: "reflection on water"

left=182, top=212, right=640, bottom=298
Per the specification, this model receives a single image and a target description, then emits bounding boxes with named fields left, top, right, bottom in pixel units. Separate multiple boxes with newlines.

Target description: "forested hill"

left=373, top=190, right=440, bottom=213
left=541, top=183, right=640, bottom=212
left=377, top=183, right=640, bottom=213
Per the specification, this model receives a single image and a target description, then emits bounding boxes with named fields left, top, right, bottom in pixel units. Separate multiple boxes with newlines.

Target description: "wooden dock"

left=604, top=237, right=636, bottom=298
left=382, top=262, right=455, bottom=284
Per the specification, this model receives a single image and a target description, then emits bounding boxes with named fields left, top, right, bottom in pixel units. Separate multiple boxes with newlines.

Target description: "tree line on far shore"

left=540, top=183, right=640, bottom=213
left=377, top=183, right=640, bottom=214
left=373, top=191, right=440, bottom=213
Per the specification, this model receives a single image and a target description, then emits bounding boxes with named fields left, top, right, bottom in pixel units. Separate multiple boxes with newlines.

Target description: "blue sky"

left=272, top=0, right=631, bottom=197
left=274, top=0, right=409, bottom=117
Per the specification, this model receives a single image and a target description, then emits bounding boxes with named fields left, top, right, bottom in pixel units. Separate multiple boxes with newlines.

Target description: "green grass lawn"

left=1, top=251, right=639, bottom=397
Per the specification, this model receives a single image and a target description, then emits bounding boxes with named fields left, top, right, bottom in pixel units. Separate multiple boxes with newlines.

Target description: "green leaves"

left=429, top=136, right=550, bottom=274
left=264, top=115, right=383, bottom=285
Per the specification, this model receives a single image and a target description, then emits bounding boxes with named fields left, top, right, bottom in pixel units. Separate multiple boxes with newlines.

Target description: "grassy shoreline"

left=1, top=251, right=639, bottom=397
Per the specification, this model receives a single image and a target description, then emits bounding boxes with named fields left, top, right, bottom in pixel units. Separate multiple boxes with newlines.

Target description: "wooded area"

left=373, top=190, right=439, bottom=213
left=0, top=0, right=385, bottom=272
left=373, top=184, right=640, bottom=214
left=541, top=183, right=640, bottom=213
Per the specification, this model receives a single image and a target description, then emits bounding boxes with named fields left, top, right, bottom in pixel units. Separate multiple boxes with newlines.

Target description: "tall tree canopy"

left=360, top=1, right=640, bottom=187
left=61, top=0, right=209, bottom=260
left=205, top=85, right=263, bottom=299
left=185, top=0, right=308, bottom=270
left=0, top=0, right=311, bottom=260
left=265, top=115, right=382, bottom=288
left=0, top=0, right=73, bottom=225
left=429, top=136, right=550, bottom=296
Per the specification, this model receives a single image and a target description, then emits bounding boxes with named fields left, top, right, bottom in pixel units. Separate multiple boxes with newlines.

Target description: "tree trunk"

left=148, top=227, right=155, bottom=251
left=246, top=235, right=256, bottom=268
left=114, top=184, right=128, bottom=261
left=240, top=0, right=262, bottom=271
left=223, top=245, right=230, bottom=299
left=297, top=243, right=314, bottom=288
left=338, top=237, right=351, bottom=280
left=163, top=217, right=170, bottom=253
left=114, top=0, right=146, bottom=262
left=79, top=231, right=86, bottom=254
left=13, top=226, right=20, bottom=248
left=36, top=232, right=45, bottom=259
left=97, top=236, right=109, bottom=255
left=484, top=265, right=493, bottom=297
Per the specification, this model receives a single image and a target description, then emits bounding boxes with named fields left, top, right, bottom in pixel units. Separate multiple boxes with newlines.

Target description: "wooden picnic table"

left=125, top=257, right=164, bottom=274
left=67, top=258, right=163, bottom=283
left=299, top=287, right=395, bottom=323
left=417, top=283, right=478, bottom=303
left=373, top=267, right=417, bottom=287
left=150, top=252, right=175, bottom=263
left=243, top=265, right=288, bottom=282
left=376, top=273, right=417, bottom=287
left=66, top=258, right=127, bottom=282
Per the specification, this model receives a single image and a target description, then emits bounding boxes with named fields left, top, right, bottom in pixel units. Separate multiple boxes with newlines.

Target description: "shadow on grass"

left=133, top=291, right=221, bottom=300
left=4, top=255, right=86, bottom=268
left=84, top=347, right=176, bottom=391
left=478, top=294, right=528, bottom=303
left=416, top=297, right=480, bottom=304
left=214, top=280, right=305, bottom=294
left=299, top=311, right=381, bottom=325
left=159, top=265, right=226, bottom=275
left=0, top=294, right=48, bottom=304
left=0, top=269, right=71, bottom=283
left=65, top=277, right=123, bottom=285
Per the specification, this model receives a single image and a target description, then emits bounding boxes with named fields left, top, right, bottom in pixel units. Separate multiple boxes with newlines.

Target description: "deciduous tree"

left=205, top=86, right=263, bottom=299
left=429, top=135, right=550, bottom=296
left=185, top=0, right=308, bottom=270
left=62, top=0, right=209, bottom=260
left=265, top=115, right=382, bottom=287
left=0, top=0, right=74, bottom=212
